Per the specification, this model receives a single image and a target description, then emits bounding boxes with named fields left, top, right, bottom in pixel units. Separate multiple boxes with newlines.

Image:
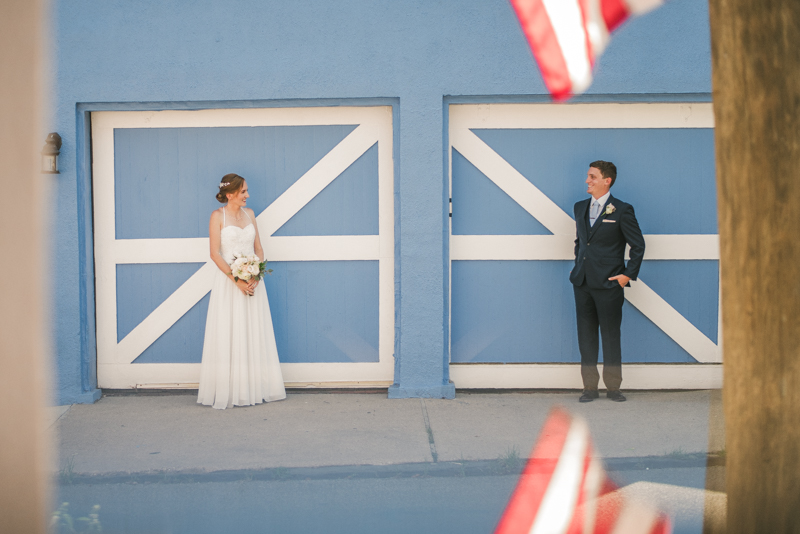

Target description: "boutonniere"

left=604, top=203, right=616, bottom=216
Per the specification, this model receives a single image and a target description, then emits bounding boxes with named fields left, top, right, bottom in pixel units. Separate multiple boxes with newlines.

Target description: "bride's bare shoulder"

left=209, top=208, right=223, bottom=223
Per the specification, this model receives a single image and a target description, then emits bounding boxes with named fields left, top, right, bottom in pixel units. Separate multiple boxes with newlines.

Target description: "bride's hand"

left=235, top=279, right=253, bottom=296
left=247, top=279, right=259, bottom=291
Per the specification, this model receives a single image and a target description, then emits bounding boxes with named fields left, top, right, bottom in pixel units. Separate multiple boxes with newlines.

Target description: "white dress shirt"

left=589, top=191, right=611, bottom=227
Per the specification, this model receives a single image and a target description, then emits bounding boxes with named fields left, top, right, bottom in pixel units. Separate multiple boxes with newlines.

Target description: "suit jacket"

left=569, top=194, right=645, bottom=290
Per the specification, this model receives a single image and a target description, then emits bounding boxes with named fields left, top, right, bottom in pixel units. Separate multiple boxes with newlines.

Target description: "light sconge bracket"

left=41, top=132, right=62, bottom=174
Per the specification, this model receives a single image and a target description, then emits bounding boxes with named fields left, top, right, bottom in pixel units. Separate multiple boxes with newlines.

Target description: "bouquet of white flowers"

left=230, top=253, right=272, bottom=285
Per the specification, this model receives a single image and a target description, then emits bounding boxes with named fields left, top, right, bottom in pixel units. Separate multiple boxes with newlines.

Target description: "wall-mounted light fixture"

left=41, top=132, right=62, bottom=174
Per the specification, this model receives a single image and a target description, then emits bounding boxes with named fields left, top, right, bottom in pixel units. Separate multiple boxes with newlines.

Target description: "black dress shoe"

left=579, top=390, right=600, bottom=403
left=606, top=390, right=626, bottom=402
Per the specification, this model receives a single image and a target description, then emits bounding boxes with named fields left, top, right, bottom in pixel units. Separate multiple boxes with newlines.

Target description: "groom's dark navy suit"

left=570, top=195, right=645, bottom=390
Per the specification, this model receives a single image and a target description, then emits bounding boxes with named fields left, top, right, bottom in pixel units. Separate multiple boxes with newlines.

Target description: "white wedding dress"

left=197, top=208, right=286, bottom=409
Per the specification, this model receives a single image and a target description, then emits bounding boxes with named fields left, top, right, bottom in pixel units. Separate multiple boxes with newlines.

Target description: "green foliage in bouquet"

left=258, top=260, right=273, bottom=280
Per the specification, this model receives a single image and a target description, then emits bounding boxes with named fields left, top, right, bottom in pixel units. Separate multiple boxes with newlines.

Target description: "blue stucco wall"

left=51, top=0, right=712, bottom=403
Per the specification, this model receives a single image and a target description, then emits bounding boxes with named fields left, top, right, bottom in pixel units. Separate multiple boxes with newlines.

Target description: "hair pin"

left=219, top=182, right=231, bottom=188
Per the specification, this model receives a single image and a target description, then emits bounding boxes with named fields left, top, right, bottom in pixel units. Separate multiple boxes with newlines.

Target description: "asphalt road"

left=55, top=463, right=714, bottom=534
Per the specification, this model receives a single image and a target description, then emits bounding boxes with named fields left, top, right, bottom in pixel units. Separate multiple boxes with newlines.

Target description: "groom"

left=569, top=161, right=645, bottom=403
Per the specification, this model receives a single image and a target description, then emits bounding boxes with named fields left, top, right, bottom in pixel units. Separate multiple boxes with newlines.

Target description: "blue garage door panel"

left=116, top=263, right=210, bottom=364
left=615, top=260, right=717, bottom=363
left=622, top=301, right=694, bottom=363
left=263, top=261, right=380, bottom=363
left=451, top=261, right=578, bottom=363
left=451, top=260, right=715, bottom=364
left=274, top=143, right=380, bottom=236
left=132, top=295, right=210, bottom=364
left=117, top=263, right=207, bottom=342
left=451, top=148, right=551, bottom=236
left=472, top=128, right=717, bottom=235
left=94, top=107, right=394, bottom=388
left=113, top=125, right=357, bottom=239
left=639, top=260, right=719, bottom=344
left=120, top=261, right=379, bottom=364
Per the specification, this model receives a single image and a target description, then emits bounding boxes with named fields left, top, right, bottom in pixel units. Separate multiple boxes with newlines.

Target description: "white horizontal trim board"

left=114, top=238, right=208, bottom=264
left=90, top=106, right=393, bottom=130
left=449, top=364, right=722, bottom=390
left=104, top=362, right=720, bottom=391
left=93, top=106, right=395, bottom=388
left=114, top=236, right=382, bottom=264
left=448, top=103, right=722, bottom=386
left=97, top=362, right=395, bottom=390
left=449, top=102, right=714, bottom=131
left=450, top=234, right=719, bottom=261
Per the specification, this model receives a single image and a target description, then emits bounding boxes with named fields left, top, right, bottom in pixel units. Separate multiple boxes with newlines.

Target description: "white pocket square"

left=602, top=219, right=616, bottom=223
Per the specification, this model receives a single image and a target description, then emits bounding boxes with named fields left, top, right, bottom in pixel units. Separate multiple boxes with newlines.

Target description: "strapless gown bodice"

left=220, top=224, right=256, bottom=264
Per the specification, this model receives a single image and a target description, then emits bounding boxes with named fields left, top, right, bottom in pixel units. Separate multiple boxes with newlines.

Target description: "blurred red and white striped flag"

left=495, top=408, right=672, bottom=534
left=510, top=0, right=664, bottom=101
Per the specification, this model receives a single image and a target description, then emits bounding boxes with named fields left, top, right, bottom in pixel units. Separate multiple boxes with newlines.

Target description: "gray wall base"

left=60, top=389, right=102, bottom=405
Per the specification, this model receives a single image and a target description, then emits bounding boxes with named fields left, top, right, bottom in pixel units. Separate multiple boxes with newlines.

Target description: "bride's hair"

left=216, top=173, right=245, bottom=203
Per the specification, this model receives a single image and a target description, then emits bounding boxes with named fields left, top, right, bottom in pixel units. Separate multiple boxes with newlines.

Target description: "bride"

left=197, top=173, right=286, bottom=409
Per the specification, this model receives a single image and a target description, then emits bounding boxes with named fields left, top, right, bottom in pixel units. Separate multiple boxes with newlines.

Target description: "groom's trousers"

left=573, top=282, right=624, bottom=390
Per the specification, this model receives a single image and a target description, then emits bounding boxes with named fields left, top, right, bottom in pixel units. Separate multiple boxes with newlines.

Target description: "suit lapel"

left=578, top=199, right=591, bottom=239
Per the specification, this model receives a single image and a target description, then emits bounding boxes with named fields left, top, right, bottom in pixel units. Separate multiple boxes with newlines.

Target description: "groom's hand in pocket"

left=608, top=274, right=630, bottom=287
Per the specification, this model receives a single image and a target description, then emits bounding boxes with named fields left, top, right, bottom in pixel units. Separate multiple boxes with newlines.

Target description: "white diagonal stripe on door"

left=115, top=263, right=216, bottom=364
left=624, top=280, right=720, bottom=363
left=256, top=123, right=380, bottom=236
left=450, top=127, right=575, bottom=235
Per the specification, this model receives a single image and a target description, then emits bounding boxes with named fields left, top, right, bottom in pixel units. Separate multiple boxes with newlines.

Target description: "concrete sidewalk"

left=54, top=389, right=724, bottom=476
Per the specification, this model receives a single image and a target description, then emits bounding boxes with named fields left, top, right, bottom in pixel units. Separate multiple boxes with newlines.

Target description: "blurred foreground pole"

left=0, top=0, right=50, bottom=533
left=708, top=0, right=800, bottom=532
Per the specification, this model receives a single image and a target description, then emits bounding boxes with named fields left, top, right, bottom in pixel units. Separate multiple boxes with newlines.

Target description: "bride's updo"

left=216, top=173, right=245, bottom=203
